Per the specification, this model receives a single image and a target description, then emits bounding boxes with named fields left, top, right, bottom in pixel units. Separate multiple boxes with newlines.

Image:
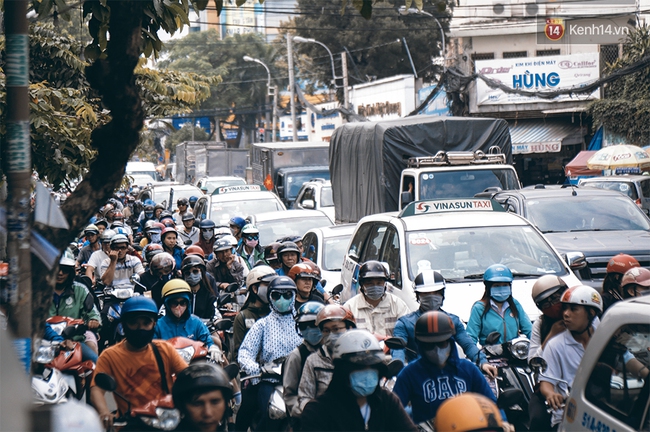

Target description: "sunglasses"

left=270, top=291, right=294, bottom=301
left=112, top=245, right=128, bottom=251
left=245, top=235, right=259, bottom=241
left=169, top=299, right=188, bottom=308
left=537, top=291, right=563, bottom=310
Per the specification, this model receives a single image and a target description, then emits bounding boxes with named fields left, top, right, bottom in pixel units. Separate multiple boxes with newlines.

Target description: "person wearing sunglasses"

left=236, top=224, right=265, bottom=270
left=100, top=234, right=144, bottom=288
left=237, top=276, right=303, bottom=432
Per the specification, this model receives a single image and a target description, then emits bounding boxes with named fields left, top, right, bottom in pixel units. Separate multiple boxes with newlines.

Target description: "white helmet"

left=246, top=265, right=277, bottom=288
left=223, top=234, right=239, bottom=247
left=100, top=229, right=116, bottom=243
left=561, top=285, right=603, bottom=313
left=413, top=270, right=446, bottom=293
left=331, top=329, right=385, bottom=366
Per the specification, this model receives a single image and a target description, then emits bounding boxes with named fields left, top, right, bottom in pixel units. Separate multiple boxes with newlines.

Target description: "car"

left=246, top=209, right=333, bottom=246
left=339, top=198, right=582, bottom=321
left=558, top=295, right=650, bottom=432
left=302, top=224, right=356, bottom=289
left=579, top=174, right=650, bottom=216
left=138, top=184, right=203, bottom=209
left=292, top=179, right=335, bottom=222
left=127, top=174, right=159, bottom=188
left=193, top=184, right=286, bottom=226
left=126, top=161, right=159, bottom=182
left=492, top=185, right=650, bottom=285
left=195, top=176, right=246, bottom=195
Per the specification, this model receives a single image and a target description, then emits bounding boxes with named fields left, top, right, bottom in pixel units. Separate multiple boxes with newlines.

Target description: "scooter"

left=98, top=277, right=139, bottom=351
left=168, top=336, right=209, bottom=364
left=241, top=359, right=288, bottom=429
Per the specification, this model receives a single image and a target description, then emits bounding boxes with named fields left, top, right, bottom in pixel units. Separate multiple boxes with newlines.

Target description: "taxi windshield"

left=405, top=225, right=566, bottom=281
left=210, top=199, right=283, bottom=225
left=257, top=215, right=332, bottom=245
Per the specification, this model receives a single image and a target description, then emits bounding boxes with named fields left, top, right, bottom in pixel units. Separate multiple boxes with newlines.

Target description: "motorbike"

left=32, top=317, right=95, bottom=404
left=168, top=336, right=209, bottom=364
left=217, top=283, right=242, bottom=362
left=241, top=359, right=288, bottom=429
left=98, top=276, right=140, bottom=352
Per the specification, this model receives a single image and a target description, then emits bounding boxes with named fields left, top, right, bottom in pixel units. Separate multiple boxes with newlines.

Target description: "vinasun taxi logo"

left=545, top=18, right=565, bottom=41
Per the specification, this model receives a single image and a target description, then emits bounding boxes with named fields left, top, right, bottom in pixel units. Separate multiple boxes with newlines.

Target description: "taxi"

left=193, top=184, right=286, bottom=226
left=339, top=198, right=582, bottom=321
left=560, top=296, right=650, bottom=432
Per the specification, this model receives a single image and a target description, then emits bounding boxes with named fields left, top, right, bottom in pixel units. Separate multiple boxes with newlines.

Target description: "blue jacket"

left=166, top=245, right=184, bottom=270
left=392, top=309, right=486, bottom=366
left=466, top=299, right=532, bottom=345
left=44, top=322, right=64, bottom=342
left=393, top=343, right=503, bottom=424
left=153, top=313, right=213, bottom=348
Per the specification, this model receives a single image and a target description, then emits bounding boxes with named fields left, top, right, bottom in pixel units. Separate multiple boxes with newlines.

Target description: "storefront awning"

left=508, top=120, right=586, bottom=155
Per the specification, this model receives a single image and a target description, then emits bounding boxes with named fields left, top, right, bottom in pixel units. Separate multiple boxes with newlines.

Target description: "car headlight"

left=268, top=390, right=287, bottom=420
left=140, top=408, right=180, bottom=430
left=34, top=345, right=57, bottom=364
left=509, top=338, right=530, bottom=361
left=176, top=346, right=195, bottom=364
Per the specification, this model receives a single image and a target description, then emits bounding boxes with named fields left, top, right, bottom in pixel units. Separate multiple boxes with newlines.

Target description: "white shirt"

left=87, top=250, right=109, bottom=279
left=344, top=291, right=410, bottom=337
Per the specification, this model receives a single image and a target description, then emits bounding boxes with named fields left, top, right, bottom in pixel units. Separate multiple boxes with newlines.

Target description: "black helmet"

left=181, top=212, right=195, bottom=222
left=358, top=260, right=388, bottom=284
left=159, top=211, right=173, bottom=221
left=177, top=197, right=189, bottom=206
left=154, top=203, right=165, bottom=211
left=213, top=239, right=232, bottom=253
left=267, top=275, right=297, bottom=296
left=277, top=241, right=300, bottom=256
left=415, top=311, right=456, bottom=343
left=144, top=204, right=154, bottom=212
left=199, top=219, right=216, bottom=230
left=172, top=363, right=233, bottom=409
left=181, top=255, right=206, bottom=273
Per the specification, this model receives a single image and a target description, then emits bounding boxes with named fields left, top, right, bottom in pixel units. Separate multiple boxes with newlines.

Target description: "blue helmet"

left=189, top=196, right=198, bottom=205
left=483, top=264, right=513, bottom=283
left=229, top=217, right=246, bottom=229
left=199, top=219, right=216, bottom=230
left=296, top=301, right=326, bottom=323
left=121, top=297, right=159, bottom=321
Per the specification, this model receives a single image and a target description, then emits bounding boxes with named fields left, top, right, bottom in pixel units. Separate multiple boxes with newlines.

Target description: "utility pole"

left=4, top=0, right=33, bottom=371
left=271, top=86, right=278, bottom=142
left=287, top=36, right=298, bottom=141
left=341, top=52, right=350, bottom=110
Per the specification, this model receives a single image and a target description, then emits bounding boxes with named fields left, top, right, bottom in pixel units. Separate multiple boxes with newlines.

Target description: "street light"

left=398, top=6, right=446, bottom=73
left=243, top=55, right=277, bottom=142
left=293, top=36, right=340, bottom=86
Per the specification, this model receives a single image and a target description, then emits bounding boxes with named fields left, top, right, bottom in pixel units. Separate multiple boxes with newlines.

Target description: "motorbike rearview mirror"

left=384, top=337, right=407, bottom=350
left=385, top=359, right=404, bottom=378
left=130, top=274, right=140, bottom=284
left=497, top=388, right=527, bottom=411
left=320, top=279, right=327, bottom=289
left=224, top=363, right=240, bottom=381
left=226, top=283, right=240, bottom=293
left=330, top=284, right=343, bottom=296
left=214, top=319, right=233, bottom=331
left=485, top=331, right=501, bottom=345
left=62, top=323, right=87, bottom=338
left=529, top=356, right=548, bottom=373
left=95, top=373, right=117, bottom=392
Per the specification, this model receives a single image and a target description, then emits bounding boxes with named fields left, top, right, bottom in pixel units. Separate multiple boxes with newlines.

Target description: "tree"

left=168, top=123, right=210, bottom=150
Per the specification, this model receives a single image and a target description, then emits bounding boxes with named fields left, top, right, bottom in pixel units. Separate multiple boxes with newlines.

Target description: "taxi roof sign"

left=215, top=185, right=261, bottom=194
left=399, top=198, right=505, bottom=217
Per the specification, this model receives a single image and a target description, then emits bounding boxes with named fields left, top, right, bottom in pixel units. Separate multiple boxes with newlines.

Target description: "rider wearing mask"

left=467, top=264, right=532, bottom=345
left=141, top=220, right=164, bottom=249
left=195, top=219, right=217, bottom=258
left=344, top=260, right=409, bottom=337
left=296, top=305, right=357, bottom=417
left=229, top=217, right=246, bottom=243
left=86, top=229, right=115, bottom=284
left=602, top=253, right=640, bottom=311
left=392, top=270, right=496, bottom=378
left=138, top=204, right=156, bottom=233
left=90, top=297, right=187, bottom=430
left=207, top=239, right=246, bottom=292
left=301, top=329, right=417, bottom=432
left=237, top=276, right=303, bottom=432
left=181, top=255, right=218, bottom=322
left=236, top=224, right=264, bottom=270
left=288, top=263, right=325, bottom=309
left=76, top=224, right=101, bottom=270
left=393, top=311, right=510, bottom=429
left=621, top=267, right=650, bottom=298
left=178, top=212, right=200, bottom=245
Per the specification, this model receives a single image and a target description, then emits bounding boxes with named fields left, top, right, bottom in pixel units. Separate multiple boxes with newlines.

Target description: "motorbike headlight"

left=140, top=408, right=180, bottom=431
left=35, top=346, right=57, bottom=364
left=268, top=390, right=287, bottom=420
left=509, top=339, right=530, bottom=361
left=176, top=347, right=195, bottom=364
left=113, top=288, right=134, bottom=299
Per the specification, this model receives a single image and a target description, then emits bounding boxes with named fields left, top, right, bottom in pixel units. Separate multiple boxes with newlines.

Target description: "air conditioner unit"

left=492, top=1, right=511, bottom=17
left=511, top=1, right=541, bottom=17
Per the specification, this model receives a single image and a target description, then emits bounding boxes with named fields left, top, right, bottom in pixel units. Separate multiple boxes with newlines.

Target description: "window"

left=302, top=233, right=318, bottom=263
left=536, top=49, right=560, bottom=56
left=640, top=179, right=650, bottom=198
left=348, top=223, right=373, bottom=262
left=380, top=227, right=402, bottom=288
left=584, top=323, right=649, bottom=430
left=503, top=51, right=527, bottom=59
left=471, top=53, right=495, bottom=73
left=362, top=224, right=388, bottom=262
left=601, top=45, right=621, bottom=67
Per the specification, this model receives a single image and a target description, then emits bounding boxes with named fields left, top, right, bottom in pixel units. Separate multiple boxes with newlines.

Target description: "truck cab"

left=399, top=148, right=521, bottom=210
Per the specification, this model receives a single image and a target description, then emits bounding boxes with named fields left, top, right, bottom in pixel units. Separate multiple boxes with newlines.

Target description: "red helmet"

left=161, top=227, right=178, bottom=239
left=606, top=254, right=640, bottom=275
left=621, top=267, right=650, bottom=288
left=288, top=263, right=319, bottom=281
left=185, top=245, right=205, bottom=258
left=315, top=305, right=356, bottom=329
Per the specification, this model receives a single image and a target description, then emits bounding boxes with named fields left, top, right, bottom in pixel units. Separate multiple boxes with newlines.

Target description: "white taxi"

left=340, top=198, right=582, bottom=322
left=193, top=185, right=286, bottom=226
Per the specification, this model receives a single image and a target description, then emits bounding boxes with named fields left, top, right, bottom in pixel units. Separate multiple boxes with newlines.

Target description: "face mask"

left=123, top=327, right=155, bottom=349
left=349, top=369, right=379, bottom=397
left=245, top=238, right=259, bottom=248
left=424, top=345, right=451, bottom=368
left=302, top=327, right=323, bottom=346
left=151, top=233, right=161, bottom=244
left=542, top=302, right=563, bottom=320
left=420, top=295, right=443, bottom=312
left=257, top=284, right=269, bottom=304
left=145, top=212, right=153, bottom=219
left=272, top=296, right=293, bottom=314
left=202, top=230, right=213, bottom=241
left=185, top=272, right=202, bottom=286
left=491, top=285, right=512, bottom=302
left=364, top=285, right=385, bottom=301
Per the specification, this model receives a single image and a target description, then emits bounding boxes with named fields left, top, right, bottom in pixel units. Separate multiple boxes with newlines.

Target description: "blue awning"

left=508, top=120, right=586, bottom=154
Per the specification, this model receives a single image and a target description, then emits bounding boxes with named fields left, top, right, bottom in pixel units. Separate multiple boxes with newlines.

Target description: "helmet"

left=295, top=301, right=326, bottom=323
left=150, top=252, right=176, bottom=276
left=215, top=226, right=231, bottom=237
left=621, top=267, right=650, bottom=288
left=177, top=197, right=189, bottom=207
left=213, top=239, right=232, bottom=253
left=268, top=276, right=298, bottom=295
left=102, top=203, right=114, bottom=217
left=182, top=255, right=206, bottom=273
left=189, top=196, right=198, bottom=205
left=172, top=363, right=233, bottom=409
left=144, top=204, right=155, bottom=213
left=246, top=265, right=277, bottom=288
left=561, top=285, right=603, bottom=313
left=229, top=217, right=246, bottom=229
left=161, top=279, right=192, bottom=300
left=145, top=243, right=164, bottom=262
left=199, top=219, right=216, bottom=230
left=181, top=212, right=195, bottom=222
left=185, top=245, right=206, bottom=258
left=415, top=311, right=456, bottom=343
left=161, top=227, right=178, bottom=239
left=101, top=229, right=116, bottom=243
left=331, top=329, right=385, bottom=365
left=144, top=220, right=158, bottom=232
left=162, top=219, right=176, bottom=228
left=223, top=235, right=239, bottom=247
left=277, top=242, right=301, bottom=257
left=434, top=393, right=505, bottom=432
left=112, top=212, right=124, bottom=221
left=315, top=304, right=356, bottom=329
left=121, top=297, right=159, bottom=321
left=358, top=260, right=389, bottom=284
left=154, top=203, right=165, bottom=212
left=281, top=235, right=302, bottom=244
left=110, top=234, right=129, bottom=247
left=264, top=242, right=281, bottom=261
left=532, top=275, right=568, bottom=305
left=413, top=270, right=446, bottom=293
left=59, top=249, right=76, bottom=268
left=303, top=260, right=322, bottom=279
left=606, top=253, right=640, bottom=275
left=159, top=211, right=174, bottom=222
left=483, top=264, right=513, bottom=283
left=241, top=224, right=259, bottom=235
left=84, top=224, right=99, bottom=236
left=288, top=263, right=319, bottom=281
left=111, top=220, right=124, bottom=228
left=94, top=218, right=108, bottom=228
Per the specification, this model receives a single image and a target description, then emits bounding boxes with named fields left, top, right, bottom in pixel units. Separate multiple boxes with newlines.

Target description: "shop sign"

left=513, top=142, right=562, bottom=154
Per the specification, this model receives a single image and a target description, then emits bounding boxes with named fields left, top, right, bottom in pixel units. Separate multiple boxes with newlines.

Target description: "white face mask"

left=201, top=230, right=213, bottom=241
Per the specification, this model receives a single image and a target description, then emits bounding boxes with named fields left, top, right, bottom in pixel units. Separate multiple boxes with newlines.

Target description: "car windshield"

left=205, top=179, right=246, bottom=195
left=405, top=225, right=566, bottom=282
left=153, top=188, right=200, bottom=206
left=285, top=171, right=330, bottom=200
left=322, top=235, right=351, bottom=271
left=526, top=195, right=650, bottom=233
left=257, top=216, right=332, bottom=245
left=581, top=181, right=638, bottom=200
left=419, top=169, right=519, bottom=199
left=320, top=187, right=334, bottom=207
left=210, top=199, right=283, bottom=225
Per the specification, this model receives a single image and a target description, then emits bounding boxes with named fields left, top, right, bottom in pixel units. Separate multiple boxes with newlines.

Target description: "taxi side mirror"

left=400, top=191, right=413, bottom=209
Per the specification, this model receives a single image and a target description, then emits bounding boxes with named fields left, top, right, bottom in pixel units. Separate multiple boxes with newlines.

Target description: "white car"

left=138, top=184, right=203, bottom=208
left=340, top=198, right=582, bottom=322
left=302, top=224, right=356, bottom=289
left=247, top=209, right=333, bottom=246
left=293, top=179, right=335, bottom=222
left=196, top=176, right=246, bottom=195
left=193, top=184, right=286, bottom=226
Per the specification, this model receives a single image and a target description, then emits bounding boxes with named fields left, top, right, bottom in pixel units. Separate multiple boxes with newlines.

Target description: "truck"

left=329, top=116, right=520, bottom=223
left=250, top=141, right=330, bottom=207
left=175, top=141, right=244, bottom=184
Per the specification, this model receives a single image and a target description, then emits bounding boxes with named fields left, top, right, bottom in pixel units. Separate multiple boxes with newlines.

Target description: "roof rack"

left=407, top=146, right=506, bottom=168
